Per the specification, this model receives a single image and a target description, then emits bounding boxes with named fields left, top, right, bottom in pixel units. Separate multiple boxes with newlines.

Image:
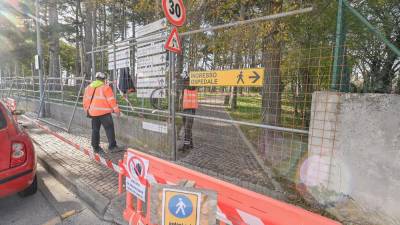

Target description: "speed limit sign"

left=162, top=0, right=186, bottom=27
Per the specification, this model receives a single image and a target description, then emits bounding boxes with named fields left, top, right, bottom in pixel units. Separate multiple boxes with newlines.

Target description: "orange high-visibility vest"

left=83, top=83, right=120, bottom=117
left=183, top=89, right=199, bottom=109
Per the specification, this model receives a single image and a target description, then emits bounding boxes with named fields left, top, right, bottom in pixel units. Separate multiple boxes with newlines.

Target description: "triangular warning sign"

left=165, top=27, right=182, bottom=54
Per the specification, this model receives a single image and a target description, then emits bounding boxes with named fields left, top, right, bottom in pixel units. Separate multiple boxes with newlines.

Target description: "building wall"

left=307, top=92, right=400, bottom=224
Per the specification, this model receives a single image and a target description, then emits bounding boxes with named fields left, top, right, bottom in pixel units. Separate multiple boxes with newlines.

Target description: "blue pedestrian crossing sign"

left=162, top=188, right=201, bottom=225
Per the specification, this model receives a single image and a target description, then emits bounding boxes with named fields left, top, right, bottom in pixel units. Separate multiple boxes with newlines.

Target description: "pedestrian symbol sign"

left=169, top=195, right=192, bottom=218
left=189, top=68, right=264, bottom=87
left=162, top=188, right=201, bottom=225
left=237, top=71, right=245, bottom=84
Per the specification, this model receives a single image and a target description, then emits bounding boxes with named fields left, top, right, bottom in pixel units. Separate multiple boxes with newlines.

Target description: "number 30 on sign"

left=162, top=0, right=186, bottom=27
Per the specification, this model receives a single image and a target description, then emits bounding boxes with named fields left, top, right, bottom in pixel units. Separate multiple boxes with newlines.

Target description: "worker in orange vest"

left=83, top=72, right=123, bottom=154
left=181, top=77, right=198, bottom=151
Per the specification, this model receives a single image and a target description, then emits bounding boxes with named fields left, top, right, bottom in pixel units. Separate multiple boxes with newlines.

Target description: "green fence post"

left=332, top=0, right=348, bottom=92
left=342, top=0, right=400, bottom=58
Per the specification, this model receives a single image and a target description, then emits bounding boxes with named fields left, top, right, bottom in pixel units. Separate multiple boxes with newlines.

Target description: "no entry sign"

left=162, top=0, right=186, bottom=27
left=126, top=151, right=149, bottom=201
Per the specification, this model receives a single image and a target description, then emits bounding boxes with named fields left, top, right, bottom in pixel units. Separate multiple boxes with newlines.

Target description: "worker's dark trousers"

left=182, top=109, right=196, bottom=147
left=91, top=113, right=117, bottom=150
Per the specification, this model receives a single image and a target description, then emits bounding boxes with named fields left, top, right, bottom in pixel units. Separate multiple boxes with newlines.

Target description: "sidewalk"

left=20, top=115, right=127, bottom=225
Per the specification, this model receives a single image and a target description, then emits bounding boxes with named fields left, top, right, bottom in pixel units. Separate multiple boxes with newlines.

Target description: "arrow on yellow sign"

left=249, top=71, right=261, bottom=83
left=189, top=68, right=264, bottom=87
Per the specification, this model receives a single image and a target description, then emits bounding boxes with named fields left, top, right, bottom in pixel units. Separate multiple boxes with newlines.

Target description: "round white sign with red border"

left=127, top=154, right=148, bottom=186
left=162, top=0, right=186, bottom=27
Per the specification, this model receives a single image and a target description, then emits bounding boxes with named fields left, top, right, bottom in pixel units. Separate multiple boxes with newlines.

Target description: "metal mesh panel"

left=173, top=20, right=338, bottom=216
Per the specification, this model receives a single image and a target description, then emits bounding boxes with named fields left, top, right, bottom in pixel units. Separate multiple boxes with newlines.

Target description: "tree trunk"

left=397, top=77, right=400, bottom=94
left=48, top=0, right=60, bottom=80
left=261, top=37, right=283, bottom=160
left=84, top=0, right=96, bottom=79
left=131, top=15, right=136, bottom=86
left=101, top=4, right=107, bottom=72
left=258, top=1, right=283, bottom=162
left=229, top=2, right=247, bottom=110
left=176, top=37, right=185, bottom=111
left=75, top=0, right=82, bottom=79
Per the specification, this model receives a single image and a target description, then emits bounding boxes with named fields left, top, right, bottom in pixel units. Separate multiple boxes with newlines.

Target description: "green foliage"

left=59, top=41, right=76, bottom=71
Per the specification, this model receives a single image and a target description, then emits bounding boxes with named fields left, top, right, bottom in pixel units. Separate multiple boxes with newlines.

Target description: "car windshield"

left=0, top=105, right=7, bottom=130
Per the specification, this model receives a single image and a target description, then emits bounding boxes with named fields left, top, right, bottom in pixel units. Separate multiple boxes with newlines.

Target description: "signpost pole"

left=91, top=10, right=96, bottom=80
left=35, top=0, right=44, bottom=117
left=169, top=52, right=177, bottom=161
left=332, top=0, right=345, bottom=91
left=113, top=40, right=117, bottom=99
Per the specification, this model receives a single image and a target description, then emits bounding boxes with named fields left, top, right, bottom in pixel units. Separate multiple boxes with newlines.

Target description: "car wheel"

left=18, top=175, right=37, bottom=197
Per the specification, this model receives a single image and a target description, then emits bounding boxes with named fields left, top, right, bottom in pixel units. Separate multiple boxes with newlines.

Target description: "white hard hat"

left=95, top=72, right=106, bottom=79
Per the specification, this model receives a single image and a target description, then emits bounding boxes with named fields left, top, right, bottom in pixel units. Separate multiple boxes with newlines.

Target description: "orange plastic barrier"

left=119, top=148, right=341, bottom=225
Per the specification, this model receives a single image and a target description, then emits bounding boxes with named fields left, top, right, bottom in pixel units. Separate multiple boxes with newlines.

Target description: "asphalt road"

left=0, top=164, right=114, bottom=225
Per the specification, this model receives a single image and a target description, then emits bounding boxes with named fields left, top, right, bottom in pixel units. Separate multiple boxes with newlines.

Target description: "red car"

left=0, top=100, right=37, bottom=198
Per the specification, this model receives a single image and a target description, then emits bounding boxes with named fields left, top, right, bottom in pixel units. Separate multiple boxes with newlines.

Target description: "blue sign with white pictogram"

left=162, top=188, right=201, bottom=225
left=168, top=195, right=193, bottom=218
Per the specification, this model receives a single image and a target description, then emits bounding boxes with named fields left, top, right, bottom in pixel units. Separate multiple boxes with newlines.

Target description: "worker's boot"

left=93, top=146, right=105, bottom=155
left=109, top=145, right=125, bottom=153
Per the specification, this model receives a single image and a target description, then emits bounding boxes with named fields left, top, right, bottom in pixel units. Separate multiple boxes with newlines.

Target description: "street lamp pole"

left=35, top=0, right=45, bottom=117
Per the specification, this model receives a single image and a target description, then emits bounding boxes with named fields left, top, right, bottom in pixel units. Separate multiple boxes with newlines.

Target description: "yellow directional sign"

left=189, top=68, right=264, bottom=87
left=162, top=188, right=201, bottom=225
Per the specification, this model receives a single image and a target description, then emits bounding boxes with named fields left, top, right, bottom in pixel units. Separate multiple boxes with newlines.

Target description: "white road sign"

left=34, top=55, right=40, bottom=70
left=137, top=65, right=167, bottom=78
left=137, top=53, right=167, bottom=68
left=137, top=31, right=168, bottom=47
left=135, top=19, right=167, bottom=38
left=108, top=41, right=130, bottom=70
left=108, top=48, right=130, bottom=62
left=137, top=88, right=166, bottom=99
left=135, top=19, right=169, bottom=98
left=142, top=122, right=168, bottom=134
left=137, top=43, right=165, bottom=58
left=108, top=59, right=130, bottom=70
left=137, top=77, right=167, bottom=88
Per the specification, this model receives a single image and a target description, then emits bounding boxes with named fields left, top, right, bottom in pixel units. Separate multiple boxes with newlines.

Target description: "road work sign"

left=165, top=27, right=182, bottom=54
left=126, top=151, right=149, bottom=202
left=162, top=188, right=201, bottom=225
left=189, top=68, right=264, bottom=87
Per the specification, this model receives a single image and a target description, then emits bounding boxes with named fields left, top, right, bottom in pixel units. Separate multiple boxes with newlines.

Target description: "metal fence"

left=169, top=11, right=339, bottom=218
left=0, top=4, right=346, bottom=221
left=1, top=1, right=399, bottom=224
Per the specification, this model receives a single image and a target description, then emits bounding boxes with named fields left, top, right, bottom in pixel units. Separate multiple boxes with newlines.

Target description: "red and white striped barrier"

left=22, top=115, right=121, bottom=174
